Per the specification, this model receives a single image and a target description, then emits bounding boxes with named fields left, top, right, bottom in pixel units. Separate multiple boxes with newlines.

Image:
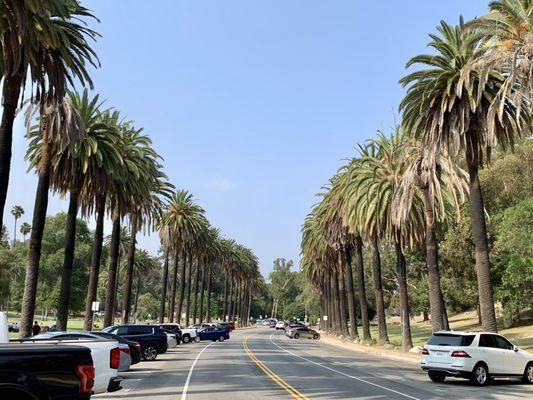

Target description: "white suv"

left=421, top=331, right=533, bottom=386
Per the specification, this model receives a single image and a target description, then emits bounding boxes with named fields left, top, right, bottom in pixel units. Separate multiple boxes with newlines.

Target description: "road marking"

left=269, top=332, right=421, bottom=400
left=243, top=336, right=310, bottom=400
left=180, top=342, right=215, bottom=400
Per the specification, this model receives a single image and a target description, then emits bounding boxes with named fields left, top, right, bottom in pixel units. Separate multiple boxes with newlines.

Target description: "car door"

left=493, top=335, right=522, bottom=374
left=479, top=334, right=506, bottom=374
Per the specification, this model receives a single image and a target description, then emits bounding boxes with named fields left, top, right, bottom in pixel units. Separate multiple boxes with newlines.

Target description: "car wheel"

left=470, top=363, right=489, bottom=386
left=294, top=333, right=300, bottom=339
left=428, top=372, right=446, bottom=383
left=194, top=336, right=200, bottom=343
left=522, top=362, right=533, bottom=384
left=313, top=334, right=319, bottom=340
left=219, top=335, right=225, bottom=342
left=142, top=345, right=157, bottom=361
left=182, top=335, right=190, bottom=344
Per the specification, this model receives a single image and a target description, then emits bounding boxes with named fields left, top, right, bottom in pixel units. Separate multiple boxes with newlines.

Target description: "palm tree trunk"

left=198, top=260, right=206, bottom=323
left=169, top=248, right=179, bottom=322
left=422, top=185, right=448, bottom=331
left=395, top=231, right=413, bottom=351
left=175, top=248, right=186, bottom=323
left=371, top=232, right=390, bottom=346
left=246, top=286, right=252, bottom=326
left=330, top=270, right=341, bottom=334
left=206, top=265, right=212, bottom=322
left=355, top=235, right=371, bottom=342
left=122, top=214, right=138, bottom=323
left=158, top=245, right=170, bottom=323
left=84, top=196, right=106, bottom=331
left=56, top=191, right=79, bottom=331
left=325, top=273, right=333, bottom=332
left=228, top=279, right=234, bottom=321
left=104, top=213, right=121, bottom=327
left=337, top=267, right=350, bottom=337
left=0, top=72, right=24, bottom=232
left=184, top=253, right=192, bottom=326
left=343, top=248, right=359, bottom=340
left=222, top=273, right=228, bottom=321
left=192, top=258, right=200, bottom=324
left=20, top=133, right=52, bottom=338
left=466, top=144, right=498, bottom=333
left=13, top=216, right=17, bottom=246
left=133, top=277, right=141, bottom=323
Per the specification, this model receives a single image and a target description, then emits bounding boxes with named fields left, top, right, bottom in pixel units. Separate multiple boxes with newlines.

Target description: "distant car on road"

left=275, top=321, right=285, bottom=330
left=286, top=326, right=320, bottom=340
left=421, top=331, right=533, bottom=386
left=196, top=325, right=230, bottom=342
left=219, top=321, right=236, bottom=331
left=103, top=324, right=168, bottom=361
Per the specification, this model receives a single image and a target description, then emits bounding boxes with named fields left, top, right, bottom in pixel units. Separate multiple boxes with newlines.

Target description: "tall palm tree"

left=399, top=18, right=530, bottom=332
left=10, top=205, right=24, bottom=245
left=20, top=95, right=84, bottom=338
left=158, top=225, right=172, bottom=323
left=0, top=0, right=99, bottom=234
left=20, top=222, right=31, bottom=243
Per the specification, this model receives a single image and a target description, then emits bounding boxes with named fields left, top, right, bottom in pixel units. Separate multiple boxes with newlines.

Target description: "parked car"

left=91, top=331, right=142, bottom=365
left=286, top=326, right=320, bottom=340
left=32, top=331, right=131, bottom=372
left=196, top=325, right=230, bottom=342
left=156, top=323, right=182, bottom=343
left=219, top=321, right=235, bottom=331
left=0, top=343, right=94, bottom=400
left=164, top=330, right=178, bottom=348
left=103, top=324, right=168, bottom=361
left=421, top=331, right=533, bottom=386
left=157, top=323, right=200, bottom=344
left=275, top=321, right=285, bottom=330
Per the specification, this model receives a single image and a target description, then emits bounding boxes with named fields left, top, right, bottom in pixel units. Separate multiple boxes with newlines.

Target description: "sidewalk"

left=319, top=333, right=421, bottom=364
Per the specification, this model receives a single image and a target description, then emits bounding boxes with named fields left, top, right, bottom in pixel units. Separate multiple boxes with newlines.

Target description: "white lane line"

left=269, top=332, right=421, bottom=400
left=180, top=342, right=215, bottom=400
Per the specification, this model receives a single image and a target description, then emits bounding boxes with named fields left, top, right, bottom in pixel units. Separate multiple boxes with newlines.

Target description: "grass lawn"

left=367, top=310, right=533, bottom=352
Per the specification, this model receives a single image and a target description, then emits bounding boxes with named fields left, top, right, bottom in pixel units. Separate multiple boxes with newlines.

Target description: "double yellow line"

left=243, top=336, right=309, bottom=400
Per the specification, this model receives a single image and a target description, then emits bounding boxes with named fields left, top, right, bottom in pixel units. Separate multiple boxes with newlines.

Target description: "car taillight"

left=121, top=347, right=130, bottom=355
left=134, top=343, right=141, bottom=351
left=421, top=348, right=429, bottom=355
left=451, top=350, right=471, bottom=358
left=75, top=364, right=95, bottom=395
left=110, top=347, right=121, bottom=369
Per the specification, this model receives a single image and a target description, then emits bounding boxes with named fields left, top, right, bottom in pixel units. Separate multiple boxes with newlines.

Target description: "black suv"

left=103, top=324, right=168, bottom=361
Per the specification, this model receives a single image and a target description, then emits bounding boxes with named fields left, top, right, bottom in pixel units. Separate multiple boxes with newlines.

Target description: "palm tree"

left=468, top=0, right=532, bottom=112
left=20, top=222, right=31, bottom=243
left=399, top=18, right=530, bottom=332
left=160, top=190, right=208, bottom=324
left=20, top=95, right=84, bottom=338
left=394, top=139, right=469, bottom=331
left=0, top=0, right=99, bottom=235
left=10, top=205, right=24, bottom=245
left=158, top=225, right=172, bottom=323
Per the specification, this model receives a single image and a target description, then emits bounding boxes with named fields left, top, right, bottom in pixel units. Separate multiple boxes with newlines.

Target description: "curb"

left=320, top=335, right=420, bottom=365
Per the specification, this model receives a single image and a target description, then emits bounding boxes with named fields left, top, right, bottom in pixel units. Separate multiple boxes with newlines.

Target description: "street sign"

left=323, top=315, right=328, bottom=321
left=91, top=301, right=100, bottom=312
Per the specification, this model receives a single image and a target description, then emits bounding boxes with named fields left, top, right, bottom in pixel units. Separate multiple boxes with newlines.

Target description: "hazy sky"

left=5, top=0, right=490, bottom=276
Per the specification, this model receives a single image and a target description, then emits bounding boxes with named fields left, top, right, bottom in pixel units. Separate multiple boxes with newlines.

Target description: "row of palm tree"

left=158, top=190, right=261, bottom=327
left=301, top=0, right=531, bottom=351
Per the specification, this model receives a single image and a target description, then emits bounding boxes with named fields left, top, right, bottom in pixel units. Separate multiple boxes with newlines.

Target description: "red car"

left=220, top=322, right=235, bottom=331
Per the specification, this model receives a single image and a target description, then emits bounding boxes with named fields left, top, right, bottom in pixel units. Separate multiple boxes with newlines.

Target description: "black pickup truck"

left=0, top=343, right=94, bottom=400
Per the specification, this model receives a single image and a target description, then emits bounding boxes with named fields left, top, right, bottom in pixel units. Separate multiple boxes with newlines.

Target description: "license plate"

left=435, top=351, right=445, bottom=357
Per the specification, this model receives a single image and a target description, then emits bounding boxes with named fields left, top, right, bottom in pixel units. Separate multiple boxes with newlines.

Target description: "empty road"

left=95, top=327, right=533, bottom=400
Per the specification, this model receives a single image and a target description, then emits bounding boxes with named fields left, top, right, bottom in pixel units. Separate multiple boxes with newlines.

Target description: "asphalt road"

left=94, top=327, right=533, bottom=400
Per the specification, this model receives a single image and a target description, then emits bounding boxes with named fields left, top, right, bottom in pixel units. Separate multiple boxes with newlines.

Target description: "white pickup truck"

left=0, top=313, right=122, bottom=394
left=157, top=323, right=199, bottom=344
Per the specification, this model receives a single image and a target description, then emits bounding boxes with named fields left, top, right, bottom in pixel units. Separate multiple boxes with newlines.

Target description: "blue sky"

left=6, top=0, right=490, bottom=276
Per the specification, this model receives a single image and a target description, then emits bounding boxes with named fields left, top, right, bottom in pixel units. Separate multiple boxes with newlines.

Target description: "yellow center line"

left=243, top=336, right=310, bottom=400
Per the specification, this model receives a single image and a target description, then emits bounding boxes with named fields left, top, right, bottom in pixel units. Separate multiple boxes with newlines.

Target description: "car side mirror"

left=513, top=345, right=519, bottom=352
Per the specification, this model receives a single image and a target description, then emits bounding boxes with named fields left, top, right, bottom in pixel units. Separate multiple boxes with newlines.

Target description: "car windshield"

left=427, top=334, right=475, bottom=346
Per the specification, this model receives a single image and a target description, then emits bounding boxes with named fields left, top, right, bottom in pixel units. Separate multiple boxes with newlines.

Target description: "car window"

left=116, top=326, right=128, bottom=335
left=493, top=335, right=513, bottom=350
left=427, top=334, right=475, bottom=346
left=128, top=326, right=153, bottom=335
left=479, top=334, right=495, bottom=348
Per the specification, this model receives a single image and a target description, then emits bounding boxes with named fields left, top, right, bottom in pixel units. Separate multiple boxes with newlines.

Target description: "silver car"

left=286, top=327, right=320, bottom=340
